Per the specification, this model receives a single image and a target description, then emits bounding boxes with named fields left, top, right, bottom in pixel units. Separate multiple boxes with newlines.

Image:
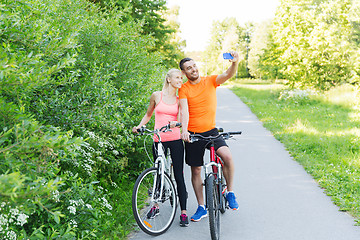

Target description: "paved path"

left=128, top=86, right=360, bottom=240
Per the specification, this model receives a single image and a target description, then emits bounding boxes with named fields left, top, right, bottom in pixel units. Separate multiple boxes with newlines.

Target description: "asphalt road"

left=128, top=86, right=360, bottom=240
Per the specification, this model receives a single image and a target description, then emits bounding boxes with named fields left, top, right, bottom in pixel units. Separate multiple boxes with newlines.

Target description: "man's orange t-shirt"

left=178, top=75, right=219, bottom=133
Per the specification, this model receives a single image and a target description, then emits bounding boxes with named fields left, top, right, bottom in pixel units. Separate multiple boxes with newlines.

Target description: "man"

left=178, top=51, right=240, bottom=222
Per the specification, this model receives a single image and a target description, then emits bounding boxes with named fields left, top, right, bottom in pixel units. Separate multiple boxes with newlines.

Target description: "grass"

left=227, top=79, right=360, bottom=225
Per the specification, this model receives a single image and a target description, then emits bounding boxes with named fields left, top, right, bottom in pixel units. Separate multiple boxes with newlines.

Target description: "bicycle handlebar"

left=189, top=131, right=242, bottom=143
left=136, top=122, right=182, bottom=135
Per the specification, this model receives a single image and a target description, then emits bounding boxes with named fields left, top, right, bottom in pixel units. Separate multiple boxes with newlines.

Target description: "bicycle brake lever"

left=189, top=137, right=198, bottom=143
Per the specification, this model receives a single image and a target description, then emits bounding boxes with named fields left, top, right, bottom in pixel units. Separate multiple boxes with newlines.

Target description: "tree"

left=160, top=5, right=185, bottom=67
left=88, top=0, right=184, bottom=67
left=203, top=18, right=248, bottom=76
left=248, top=20, right=272, bottom=79
left=258, top=33, right=285, bottom=80
left=270, top=0, right=357, bottom=89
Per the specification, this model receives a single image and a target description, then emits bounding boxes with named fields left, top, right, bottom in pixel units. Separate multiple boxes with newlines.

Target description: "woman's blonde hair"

left=162, top=68, right=181, bottom=91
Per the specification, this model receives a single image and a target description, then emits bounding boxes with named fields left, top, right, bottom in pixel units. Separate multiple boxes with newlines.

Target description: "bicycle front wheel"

left=206, top=174, right=220, bottom=240
left=132, top=167, right=177, bottom=236
left=220, top=176, right=227, bottom=214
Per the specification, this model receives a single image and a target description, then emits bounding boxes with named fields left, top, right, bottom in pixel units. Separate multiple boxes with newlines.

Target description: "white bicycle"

left=131, top=123, right=180, bottom=236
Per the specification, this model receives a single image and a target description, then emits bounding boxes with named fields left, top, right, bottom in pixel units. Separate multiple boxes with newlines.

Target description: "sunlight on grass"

left=320, top=84, right=360, bottom=109
left=229, top=81, right=360, bottom=225
left=226, top=79, right=286, bottom=91
left=325, top=128, right=360, bottom=137
left=286, top=119, right=320, bottom=135
left=349, top=112, right=360, bottom=122
left=287, top=119, right=360, bottom=137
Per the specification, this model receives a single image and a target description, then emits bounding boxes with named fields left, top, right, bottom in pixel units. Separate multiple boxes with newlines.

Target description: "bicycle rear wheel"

left=206, top=174, right=220, bottom=240
left=132, top=167, right=177, bottom=236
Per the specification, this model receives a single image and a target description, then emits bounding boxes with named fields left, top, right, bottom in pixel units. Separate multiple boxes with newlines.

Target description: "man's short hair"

left=179, top=57, right=193, bottom=70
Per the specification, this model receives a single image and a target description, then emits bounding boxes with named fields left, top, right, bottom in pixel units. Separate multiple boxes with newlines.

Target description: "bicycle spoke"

left=132, top=168, right=177, bottom=236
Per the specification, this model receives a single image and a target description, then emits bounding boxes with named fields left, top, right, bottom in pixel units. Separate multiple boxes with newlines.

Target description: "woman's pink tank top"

left=153, top=92, right=181, bottom=142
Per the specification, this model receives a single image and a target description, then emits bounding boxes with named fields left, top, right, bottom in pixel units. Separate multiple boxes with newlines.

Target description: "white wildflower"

left=67, top=206, right=76, bottom=215
left=6, top=230, right=16, bottom=240
left=9, top=208, right=19, bottom=216
left=100, top=197, right=113, bottom=210
left=85, top=204, right=93, bottom=210
left=16, top=213, right=29, bottom=226
left=0, top=214, right=7, bottom=226
left=84, top=164, right=92, bottom=175
left=70, top=219, right=78, bottom=228
left=78, top=199, right=84, bottom=206
left=88, top=131, right=96, bottom=139
left=52, top=190, right=60, bottom=202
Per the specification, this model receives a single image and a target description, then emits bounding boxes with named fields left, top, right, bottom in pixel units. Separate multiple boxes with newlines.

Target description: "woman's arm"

left=132, top=92, right=158, bottom=133
left=179, top=98, right=190, bottom=142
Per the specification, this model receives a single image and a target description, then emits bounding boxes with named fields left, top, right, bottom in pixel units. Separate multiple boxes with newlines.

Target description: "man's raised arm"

left=216, top=51, right=240, bottom=85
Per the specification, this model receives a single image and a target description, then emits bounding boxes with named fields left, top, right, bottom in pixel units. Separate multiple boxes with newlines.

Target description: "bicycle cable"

left=143, top=134, right=153, bottom=163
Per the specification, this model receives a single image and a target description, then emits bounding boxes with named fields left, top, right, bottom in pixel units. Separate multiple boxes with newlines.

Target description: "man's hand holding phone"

left=223, top=51, right=240, bottom=63
left=223, top=52, right=234, bottom=60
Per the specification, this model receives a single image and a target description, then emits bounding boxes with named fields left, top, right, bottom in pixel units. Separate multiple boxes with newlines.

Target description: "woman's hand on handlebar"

left=132, top=126, right=141, bottom=134
left=181, top=131, right=190, bottom=142
left=169, top=121, right=179, bottom=129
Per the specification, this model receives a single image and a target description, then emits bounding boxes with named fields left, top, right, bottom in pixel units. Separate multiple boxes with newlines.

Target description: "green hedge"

left=0, top=0, right=165, bottom=238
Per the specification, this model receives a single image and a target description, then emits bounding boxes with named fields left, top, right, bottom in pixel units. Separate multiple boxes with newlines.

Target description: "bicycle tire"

left=206, top=174, right=220, bottom=240
left=132, top=167, right=177, bottom=236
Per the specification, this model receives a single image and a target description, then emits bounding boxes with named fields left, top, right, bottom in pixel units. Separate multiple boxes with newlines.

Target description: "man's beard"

left=186, top=73, right=199, bottom=81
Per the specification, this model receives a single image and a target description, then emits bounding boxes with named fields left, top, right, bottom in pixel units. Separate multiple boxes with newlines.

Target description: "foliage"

left=90, top=0, right=169, bottom=49
left=247, top=20, right=272, bottom=79
left=161, top=5, right=186, bottom=68
left=114, top=0, right=170, bottom=51
left=203, top=18, right=252, bottom=76
left=0, top=0, right=167, bottom=238
left=230, top=81, right=360, bottom=225
left=89, top=0, right=185, bottom=68
left=257, top=34, right=286, bottom=80
left=0, top=100, right=87, bottom=239
left=256, top=0, right=360, bottom=89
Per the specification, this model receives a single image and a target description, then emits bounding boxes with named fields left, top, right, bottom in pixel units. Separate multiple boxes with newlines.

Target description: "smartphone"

left=223, top=53, right=234, bottom=60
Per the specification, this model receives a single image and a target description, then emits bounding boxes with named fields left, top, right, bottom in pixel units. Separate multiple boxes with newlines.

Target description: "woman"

left=132, top=69, right=189, bottom=227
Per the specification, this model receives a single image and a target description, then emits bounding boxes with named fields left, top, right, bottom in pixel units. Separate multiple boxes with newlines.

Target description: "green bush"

left=1, top=0, right=166, bottom=238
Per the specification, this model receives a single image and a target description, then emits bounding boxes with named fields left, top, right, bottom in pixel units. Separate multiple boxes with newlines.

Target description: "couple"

left=132, top=51, right=240, bottom=227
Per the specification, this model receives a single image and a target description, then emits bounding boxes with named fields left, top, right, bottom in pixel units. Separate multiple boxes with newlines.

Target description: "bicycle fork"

left=151, top=162, right=162, bottom=202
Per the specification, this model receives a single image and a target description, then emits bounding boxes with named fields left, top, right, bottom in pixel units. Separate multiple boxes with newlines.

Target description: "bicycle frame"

left=203, top=143, right=224, bottom=207
left=204, top=144, right=223, bottom=181
left=151, top=140, right=173, bottom=203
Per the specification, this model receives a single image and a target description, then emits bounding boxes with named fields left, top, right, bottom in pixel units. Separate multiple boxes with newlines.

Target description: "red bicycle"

left=190, top=129, right=241, bottom=240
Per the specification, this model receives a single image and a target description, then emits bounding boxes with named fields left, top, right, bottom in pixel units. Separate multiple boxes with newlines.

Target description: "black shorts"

left=185, top=128, right=228, bottom=167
